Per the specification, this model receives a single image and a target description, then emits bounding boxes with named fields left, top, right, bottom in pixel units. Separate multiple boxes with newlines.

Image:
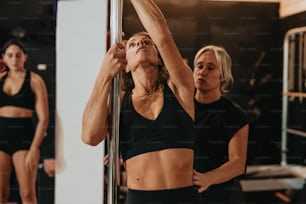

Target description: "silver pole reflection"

left=108, top=0, right=123, bottom=204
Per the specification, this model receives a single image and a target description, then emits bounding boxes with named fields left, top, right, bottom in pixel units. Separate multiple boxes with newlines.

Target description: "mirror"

left=0, top=1, right=55, bottom=203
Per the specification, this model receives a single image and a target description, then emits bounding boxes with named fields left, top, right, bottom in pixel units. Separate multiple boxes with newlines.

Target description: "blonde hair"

left=194, top=45, right=233, bottom=94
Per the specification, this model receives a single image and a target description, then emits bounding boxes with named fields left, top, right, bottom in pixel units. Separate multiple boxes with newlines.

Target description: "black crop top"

left=0, top=70, right=35, bottom=110
left=119, top=84, right=194, bottom=161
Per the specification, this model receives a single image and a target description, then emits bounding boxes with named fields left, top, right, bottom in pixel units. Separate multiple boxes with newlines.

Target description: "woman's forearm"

left=82, top=69, right=113, bottom=146
left=130, top=0, right=170, bottom=45
left=82, top=42, right=126, bottom=146
left=30, top=117, right=49, bottom=150
left=205, top=158, right=246, bottom=186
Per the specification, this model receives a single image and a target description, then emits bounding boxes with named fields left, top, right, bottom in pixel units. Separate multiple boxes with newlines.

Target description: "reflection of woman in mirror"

left=0, top=39, right=49, bottom=204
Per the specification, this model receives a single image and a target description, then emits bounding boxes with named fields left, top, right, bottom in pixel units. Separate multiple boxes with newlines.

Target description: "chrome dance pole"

left=107, top=0, right=123, bottom=204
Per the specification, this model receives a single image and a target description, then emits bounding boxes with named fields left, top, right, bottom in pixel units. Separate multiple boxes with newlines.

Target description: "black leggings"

left=0, top=117, right=34, bottom=155
left=125, top=186, right=197, bottom=204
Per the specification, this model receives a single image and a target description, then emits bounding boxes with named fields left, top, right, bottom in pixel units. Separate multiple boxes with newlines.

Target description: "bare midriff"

left=0, top=106, right=33, bottom=118
left=125, top=148, right=194, bottom=190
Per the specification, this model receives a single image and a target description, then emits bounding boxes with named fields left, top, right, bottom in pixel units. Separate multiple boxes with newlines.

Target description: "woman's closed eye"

left=127, top=38, right=153, bottom=49
left=196, top=62, right=204, bottom=69
left=6, top=53, right=22, bottom=58
left=197, top=63, right=216, bottom=71
left=207, top=64, right=215, bottom=71
left=127, top=42, right=136, bottom=49
left=143, top=39, right=153, bottom=45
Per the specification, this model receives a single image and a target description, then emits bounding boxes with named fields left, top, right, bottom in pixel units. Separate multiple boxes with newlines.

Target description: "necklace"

left=133, top=82, right=163, bottom=97
left=133, top=86, right=161, bottom=97
left=144, top=87, right=155, bottom=96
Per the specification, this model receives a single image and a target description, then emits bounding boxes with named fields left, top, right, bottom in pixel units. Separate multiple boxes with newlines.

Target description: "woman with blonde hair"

left=192, top=45, right=249, bottom=204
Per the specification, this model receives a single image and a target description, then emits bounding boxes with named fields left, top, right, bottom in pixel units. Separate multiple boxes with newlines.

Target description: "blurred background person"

left=0, top=39, right=49, bottom=204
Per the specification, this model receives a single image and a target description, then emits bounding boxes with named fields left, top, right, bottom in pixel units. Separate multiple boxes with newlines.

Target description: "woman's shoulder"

left=222, top=97, right=249, bottom=121
left=30, top=71, right=44, bottom=81
left=29, top=71, right=47, bottom=91
left=222, top=97, right=242, bottom=109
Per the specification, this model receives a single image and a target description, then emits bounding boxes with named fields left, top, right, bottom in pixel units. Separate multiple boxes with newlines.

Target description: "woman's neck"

left=133, top=79, right=161, bottom=97
left=195, top=90, right=222, bottom=104
left=132, top=66, right=159, bottom=95
left=9, top=67, right=26, bottom=73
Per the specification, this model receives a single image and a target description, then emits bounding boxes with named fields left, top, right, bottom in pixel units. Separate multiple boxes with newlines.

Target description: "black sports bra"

left=0, top=70, right=35, bottom=110
left=119, top=84, right=194, bottom=161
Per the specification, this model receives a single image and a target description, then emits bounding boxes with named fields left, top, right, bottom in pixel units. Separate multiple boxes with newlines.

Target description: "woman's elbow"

left=236, top=160, right=247, bottom=176
left=82, top=135, right=99, bottom=146
left=237, top=166, right=246, bottom=176
left=38, top=116, right=49, bottom=129
left=81, top=128, right=105, bottom=146
left=82, top=137, right=97, bottom=146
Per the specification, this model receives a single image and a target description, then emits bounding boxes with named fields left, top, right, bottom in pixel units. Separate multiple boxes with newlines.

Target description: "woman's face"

left=2, top=44, right=27, bottom=70
left=193, top=51, right=221, bottom=93
left=125, top=34, right=159, bottom=72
